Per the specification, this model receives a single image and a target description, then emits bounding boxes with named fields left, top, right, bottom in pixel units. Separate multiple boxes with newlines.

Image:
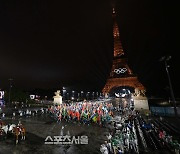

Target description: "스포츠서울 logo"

left=44, top=135, right=88, bottom=145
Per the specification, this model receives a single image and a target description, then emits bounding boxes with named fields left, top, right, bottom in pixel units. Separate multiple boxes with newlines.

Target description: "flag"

left=92, top=113, right=98, bottom=122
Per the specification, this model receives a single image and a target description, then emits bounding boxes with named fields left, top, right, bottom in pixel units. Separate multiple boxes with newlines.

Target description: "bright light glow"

left=0, top=91, right=4, bottom=99
left=121, top=94, right=126, bottom=97
left=30, top=95, right=35, bottom=100
left=115, top=93, right=120, bottom=97
left=113, top=8, right=115, bottom=14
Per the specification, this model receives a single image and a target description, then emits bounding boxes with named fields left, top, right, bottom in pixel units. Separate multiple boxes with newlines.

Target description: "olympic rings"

left=114, top=68, right=127, bottom=74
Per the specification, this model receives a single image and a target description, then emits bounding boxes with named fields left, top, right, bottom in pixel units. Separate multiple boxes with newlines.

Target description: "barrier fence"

left=150, top=106, right=180, bottom=116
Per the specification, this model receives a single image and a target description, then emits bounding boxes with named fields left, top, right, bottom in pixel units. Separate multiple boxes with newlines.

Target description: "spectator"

left=2, top=113, right=5, bottom=119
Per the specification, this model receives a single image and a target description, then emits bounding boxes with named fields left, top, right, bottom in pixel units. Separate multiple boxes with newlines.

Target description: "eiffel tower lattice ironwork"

left=102, top=8, right=146, bottom=96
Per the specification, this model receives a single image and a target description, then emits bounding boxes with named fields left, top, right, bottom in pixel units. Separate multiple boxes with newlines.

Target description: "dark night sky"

left=0, top=0, right=179, bottom=97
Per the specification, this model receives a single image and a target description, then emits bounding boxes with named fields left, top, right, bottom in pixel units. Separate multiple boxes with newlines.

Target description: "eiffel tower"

left=102, top=8, right=149, bottom=110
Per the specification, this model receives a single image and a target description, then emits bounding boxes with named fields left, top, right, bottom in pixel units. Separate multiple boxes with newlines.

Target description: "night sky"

left=0, top=0, right=179, bottom=98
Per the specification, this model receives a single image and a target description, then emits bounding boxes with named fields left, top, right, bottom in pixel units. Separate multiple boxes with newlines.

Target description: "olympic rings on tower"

left=114, top=68, right=127, bottom=74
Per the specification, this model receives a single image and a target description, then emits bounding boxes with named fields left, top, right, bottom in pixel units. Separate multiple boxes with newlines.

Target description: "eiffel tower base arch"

left=102, top=77, right=149, bottom=111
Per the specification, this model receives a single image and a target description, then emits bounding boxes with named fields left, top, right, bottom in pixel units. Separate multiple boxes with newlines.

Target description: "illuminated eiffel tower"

left=102, top=8, right=149, bottom=110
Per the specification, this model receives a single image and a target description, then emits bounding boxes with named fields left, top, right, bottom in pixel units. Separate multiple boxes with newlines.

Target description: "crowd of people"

left=100, top=113, right=139, bottom=154
left=0, top=108, right=47, bottom=120
left=48, top=101, right=114, bottom=126
left=100, top=110, right=180, bottom=154
left=1, top=99, right=180, bottom=153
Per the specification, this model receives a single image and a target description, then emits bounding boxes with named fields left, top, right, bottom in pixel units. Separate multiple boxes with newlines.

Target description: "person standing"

left=2, top=113, right=5, bottom=119
left=12, top=112, right=16, bottom=119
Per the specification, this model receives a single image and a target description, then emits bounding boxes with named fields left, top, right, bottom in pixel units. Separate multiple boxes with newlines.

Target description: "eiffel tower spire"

left=112, top=8, right=124, bottom=57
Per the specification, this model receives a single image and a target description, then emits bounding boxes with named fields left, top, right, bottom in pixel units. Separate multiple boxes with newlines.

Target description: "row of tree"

left=3, top=88, right=35, bottom=106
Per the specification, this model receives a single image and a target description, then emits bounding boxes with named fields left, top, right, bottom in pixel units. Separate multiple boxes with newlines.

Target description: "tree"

left=4, top=88, right=29, bottom=104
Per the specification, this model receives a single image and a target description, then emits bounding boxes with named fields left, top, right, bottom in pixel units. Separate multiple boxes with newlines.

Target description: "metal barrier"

left=150, top=106, right=180, bottom=116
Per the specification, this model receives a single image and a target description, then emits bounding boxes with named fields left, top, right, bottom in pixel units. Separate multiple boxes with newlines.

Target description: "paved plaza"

left=0, top=112, right=110, bottom=154
left=0, top=99, right=180, bottom=154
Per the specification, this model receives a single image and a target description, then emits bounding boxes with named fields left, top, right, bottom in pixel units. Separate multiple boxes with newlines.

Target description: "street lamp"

left=77, top=93, right=80, bottom=101
left=160, top=56, right=178, bottom=117
left=72, top=90, right=75, bottom=101
left=92, top=92, right=95, bottom=100
left=72, top=90, right=75, bottom=95
left=86, top=92, right=90, bottom=100
left=62, top=87, right=66, bottom=101
left=96, top=92, right=99, bottom=98
left=67, top=93, right=69, bottom=100
left=8, top=78, right=13, bottom=107
left=100, top=93, right=102, bottom=98
left=81, top=91, right=83, bottom=99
